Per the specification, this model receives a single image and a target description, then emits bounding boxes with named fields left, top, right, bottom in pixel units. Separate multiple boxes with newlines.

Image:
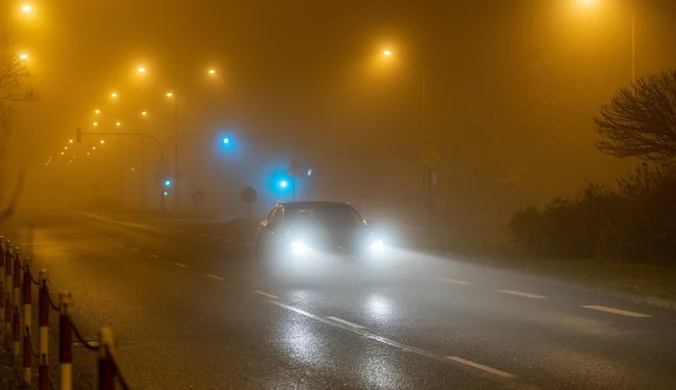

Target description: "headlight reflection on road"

left=365, top=294, right=394, bottom=322
left=280, top=315, right=326, bottom=366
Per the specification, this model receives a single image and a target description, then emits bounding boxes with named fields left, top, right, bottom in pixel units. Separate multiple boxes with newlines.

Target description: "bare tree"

left=0, top=32, right=34, bottom=207
left=593, top=69, right=676, bottom=161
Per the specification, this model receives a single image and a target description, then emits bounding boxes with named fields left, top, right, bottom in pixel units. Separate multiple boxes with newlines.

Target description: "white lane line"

left=436, top=277, right=471, bottom=285
left=131, top=247, right=140, bottom=252
left=253, top=290, right=279, bottom=299
left=205, top=274, right=224, bottom=280
left=582, top=305, right=652, bottom=318
left=174, top=262, right=188, bottom=268
left=212, top=236, right=222, bottom=240
left=326, top=316, right=365, bottom=329
left=497, top=290, right=548, bottom=299
left=243, top=242, right=254, bottom=247
left=150, top=254, right=159, bottom=259
left=446, top=356, right=517, bottom=379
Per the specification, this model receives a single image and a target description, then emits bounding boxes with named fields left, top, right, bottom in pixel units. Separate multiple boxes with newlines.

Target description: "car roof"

left=280, top=201, right=353, bottom=210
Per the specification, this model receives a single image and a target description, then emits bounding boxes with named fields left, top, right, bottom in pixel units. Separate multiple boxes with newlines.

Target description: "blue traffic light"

left=164, top=180, right=172, bottom=187
left=280, top=180, right=288, bottom=188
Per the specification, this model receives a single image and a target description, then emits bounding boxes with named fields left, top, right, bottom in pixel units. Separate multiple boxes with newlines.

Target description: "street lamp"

left=21, top=4, right=32, bottom=13
left=19, top=53, right=28, bottom=60
left=111, top=92, right=118, bottom=98
left=141, top=111, right=147, bottom=116
left=208, top=69, right=216, bottom=75
left=100, top=140, right=105, bottom=144
left=222, top=137, right=230, bottom=144
left=383, top=50, right=392, bottom=56
left=93, top=122, right=98, bottom=126
left=116, top=122, right=121, bottom=127
left=95, top=109, right=100, bottom=114
left=69, top=139, right=73, bottom=144
left=138, top=67, right=146, bottom=73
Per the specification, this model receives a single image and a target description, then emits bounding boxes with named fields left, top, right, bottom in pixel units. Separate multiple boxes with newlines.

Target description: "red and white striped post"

left=59, top=292, right=73, bottom=390
left=23, top=256, right=33, bottom=385
left=39, top=270, right=49, bottom=390
left=98, top=327, right=116, bottom=390
left=4, top=241, right=12, bottom=345
left=12, top=250, right=21, bottom=357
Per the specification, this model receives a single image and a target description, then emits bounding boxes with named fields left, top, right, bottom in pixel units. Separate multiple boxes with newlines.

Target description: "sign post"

left=420, top=144, right=441, bottom=229
left=286, top=160, right=302, bottom=201
left=191, top=189, right=204, bottom=214
left=240, top=187, right=257, bottom=219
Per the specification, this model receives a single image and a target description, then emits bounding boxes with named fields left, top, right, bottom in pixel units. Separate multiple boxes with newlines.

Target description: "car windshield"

left=284, top=204, right=363, bottom=229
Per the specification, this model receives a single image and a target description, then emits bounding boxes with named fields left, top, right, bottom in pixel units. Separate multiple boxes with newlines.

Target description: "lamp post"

left=167, top=92, right=179, bottom=213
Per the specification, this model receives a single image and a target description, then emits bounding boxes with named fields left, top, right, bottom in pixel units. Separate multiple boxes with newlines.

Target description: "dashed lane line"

left=582, top=305, right=652, bottom=318
left=131, top=247, right=140, bottom=252
left=174, top=262, right=188, bottom=268
left=150, top=254, right=160, bottom=259
left=252, top=290, right=279, bottom=299
left=212, top=236, right=222, bottom=240
left=436, top=277, right=471, bottom=285
left=497, top=290, right=548, bottom=299
left=446, top=356, right=517, bottom=379
left=326, top=316, right=366, bottom=329
left=205, top=274, right=224, bottom=280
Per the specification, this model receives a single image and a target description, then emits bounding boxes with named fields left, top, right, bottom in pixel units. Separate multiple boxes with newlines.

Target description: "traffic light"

left=76, top=127, right=82, bottom=143
left=164, top=179, right=172, bottom=187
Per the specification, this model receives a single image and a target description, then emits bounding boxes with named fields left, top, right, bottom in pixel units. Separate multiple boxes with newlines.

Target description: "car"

left=254, top=201, right=384, bottom=277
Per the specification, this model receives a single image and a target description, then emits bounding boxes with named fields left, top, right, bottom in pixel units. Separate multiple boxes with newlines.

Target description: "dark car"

left=254, top=201, right=384, bottom=277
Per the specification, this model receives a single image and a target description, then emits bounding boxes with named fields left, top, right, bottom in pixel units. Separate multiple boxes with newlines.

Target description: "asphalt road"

left=5, top=211, right=676, bottom=389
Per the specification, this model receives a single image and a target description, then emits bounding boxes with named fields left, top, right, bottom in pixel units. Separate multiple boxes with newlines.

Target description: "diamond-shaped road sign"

left=420, top=144, right=441, bottom=169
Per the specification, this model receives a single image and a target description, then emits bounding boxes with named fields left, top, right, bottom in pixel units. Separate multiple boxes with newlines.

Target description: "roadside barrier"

left=0, top=237, right=130, bottom=389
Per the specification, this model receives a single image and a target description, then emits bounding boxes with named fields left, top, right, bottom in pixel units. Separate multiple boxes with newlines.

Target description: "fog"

left=5, top=0, right=676, bottom=228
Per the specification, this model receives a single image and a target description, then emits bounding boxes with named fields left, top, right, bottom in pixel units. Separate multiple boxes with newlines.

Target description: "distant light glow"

left=222, top=137, right=230, bottom=144
left=163, top=191, right=168, bottom=196
left=19, top=53, right=28, bottom=60
left=69, top=139, right=73, bottom=144
left=86, top=152, right=90, bottom=156
left=93, top=122, right=98, bottom=126
left=383, top=50, right=392, bottom=56
left=95, top=109, right=100, bottom=114
left=137, top=67, right=146, bottom=73
left=64, top=146, right=67, bottom=150
left=131, top=167, right=135, bottom=172
left=280, top=180, right=288, bottom=188
left=307, top=169, right=312, bottom=176
left=92, top=146, right=96, bottom=150
left=60, top=152, right=64, bottom=155
left=164, top=180, right=172, bottom=186
left=141, top=111, right=147, bottom=116
left=111, top=93, right=118, bottom=98
left=166, top=92, right=173, bottom=97
left=100, top=140, right=105, bottom=144
left=116, top=122, right=121, bottom=126
left=21, top=5, right=32, bottom=13
left=208, top=69, right=216, bottom=75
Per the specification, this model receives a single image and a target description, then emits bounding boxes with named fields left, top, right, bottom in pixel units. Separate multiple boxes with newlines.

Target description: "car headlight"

left=369, top=239, right=385, bottom=252
left=291, top=240, right=310, bottom=254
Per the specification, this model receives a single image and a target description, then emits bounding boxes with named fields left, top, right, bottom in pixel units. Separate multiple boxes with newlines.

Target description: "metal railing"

left=0, top=237, right=129, bottom=389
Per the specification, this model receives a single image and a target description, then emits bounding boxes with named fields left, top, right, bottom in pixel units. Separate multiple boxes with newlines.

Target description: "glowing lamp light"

left=164, top=180, right=172, bottom=186
left=383, top=50, right=392, bottom=56
left=280, top=180, right=288, bottom=188
left=19, top=53, right=28, bottom=60
left=222, top=137, right=230, bottom=144
left=163, top=191, right=168, bottom=196
left=21, top=5, right=32, bottom=13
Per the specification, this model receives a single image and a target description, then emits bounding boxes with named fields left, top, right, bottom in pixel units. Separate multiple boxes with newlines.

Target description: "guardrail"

left=0, top=237, right=129, bottom=389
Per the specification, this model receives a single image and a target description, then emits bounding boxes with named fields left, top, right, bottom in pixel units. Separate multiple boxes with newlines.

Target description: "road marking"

left=243, top=242, right=254, bottom=246
left=174, top=262, right=187, bottom=268
left=253, top=290, right=279, bottom=299
left=437, top=277, right=470, bottom=285
left=262, top=301, right=537, bottom=388
left=150, top=254, right=159, bottom=259
left=226, top=238, right=236, bottom=243
left=446, top=356, right=517, bottom=379
left=497, top=290, right=548, bottom=299
left=131, top=247, right=140, bottom=252
left=201, top=233, right=209, bottom=237
left=582, top=305, right=652, bottom=318
left=205, top=274, right=223, bottom=280
left=212, top=236, right=222, bottom=240
left=326, top=316, right=365, bottom=329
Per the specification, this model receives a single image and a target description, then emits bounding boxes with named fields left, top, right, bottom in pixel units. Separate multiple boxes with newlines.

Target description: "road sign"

left=420, top=144, right=441, bottom=169
left=287, top=160, right=302, bottom=177
left=241, top=187, right=257, bottom=204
